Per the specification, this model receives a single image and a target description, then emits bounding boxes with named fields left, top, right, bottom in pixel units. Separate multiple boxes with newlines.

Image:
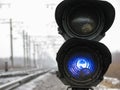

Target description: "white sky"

left=0, top=0, right=120, bottom=57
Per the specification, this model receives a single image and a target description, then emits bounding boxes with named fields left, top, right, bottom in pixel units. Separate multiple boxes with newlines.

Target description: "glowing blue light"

left=77, top=59, right=89, bottom=69
left=67, top=54, right=96, bottom=78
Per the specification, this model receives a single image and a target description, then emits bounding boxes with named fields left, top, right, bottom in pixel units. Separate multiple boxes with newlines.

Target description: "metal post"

left=26, top=33, right=29, bottom=68
left=5, top=62, right=8, bottom=72
left=23, top=30, right=26, bottom=68
left=36, top=44, right=39, bottom=61
left=10, top=19, right=14, bottom=68
left=28, top=36, right=31, bottom=67
left=33, top=42, right=36, bottom=68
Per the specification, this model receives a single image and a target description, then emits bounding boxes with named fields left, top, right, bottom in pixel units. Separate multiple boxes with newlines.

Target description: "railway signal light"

left=55, top=0, right=115, bottom=41
left=56, top=38, right=111, bottom=88
left=55, top=0, right=115, bottom=89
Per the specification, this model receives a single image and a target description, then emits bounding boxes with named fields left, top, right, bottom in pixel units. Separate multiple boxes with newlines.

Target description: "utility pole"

left=23, top=30, right=26, bottom=68
left=0, top=18, right=23, bottom=68
left=25, top=33, right=29, bottom=68
left=10, top=19, right=14, bottom=68
left=33, top=42, right=36, bottom=68
left=36, top=44, right=40, bottom=61
left=28, top=36, right=31, bottom=67
left=36, top=44, right=40, bottom=68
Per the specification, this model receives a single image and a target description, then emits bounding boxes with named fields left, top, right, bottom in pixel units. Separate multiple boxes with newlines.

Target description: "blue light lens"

left=67, top=54, right=96, bottom=79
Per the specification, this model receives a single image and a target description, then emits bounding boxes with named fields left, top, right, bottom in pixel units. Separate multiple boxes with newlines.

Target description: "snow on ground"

left=0, top=76, right=22, bottom=85
left=104, top=77, right=120, bottom=85
left=13, top=71, right=120, bottom=90
left=13, top=72, right=67, bottom=90
left=0, top=69, right=26, bottom=85
left=0, top=68, right=42, bottom=86
left=98, top=77, right=120, bottom=89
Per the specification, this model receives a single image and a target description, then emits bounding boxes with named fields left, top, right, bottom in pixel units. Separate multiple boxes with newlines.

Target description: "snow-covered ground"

left=0, top=69, right=27, bottom=85
left=98, top=77, right=120, bottom=90
left=0, top=76, right=22, bottom=85
left=12, top=71, right=120, bottom=90
left=0, top=68, right=45, bottom=86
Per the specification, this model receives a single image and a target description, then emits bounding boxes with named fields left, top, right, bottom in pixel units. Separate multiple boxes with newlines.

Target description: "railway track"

left=0, top=69, right=51, bottom=90
left=0, top=68, right=43, bottom=78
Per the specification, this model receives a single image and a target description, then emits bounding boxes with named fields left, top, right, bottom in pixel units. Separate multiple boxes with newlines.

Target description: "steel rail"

left=0, top=70, right=50, bottom=90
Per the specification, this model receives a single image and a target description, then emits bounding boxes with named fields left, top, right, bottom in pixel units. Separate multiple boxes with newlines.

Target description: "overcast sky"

left=0, top=0, right=120, bottom=58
